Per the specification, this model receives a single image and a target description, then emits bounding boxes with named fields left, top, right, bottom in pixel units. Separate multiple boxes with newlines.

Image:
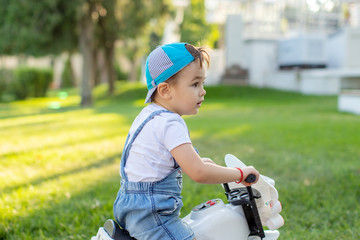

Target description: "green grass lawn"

left=1, top=82, right=359, bottom=239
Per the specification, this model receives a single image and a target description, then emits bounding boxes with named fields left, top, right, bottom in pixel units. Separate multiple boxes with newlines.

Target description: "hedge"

left=11, top=67, right=53, bottom=100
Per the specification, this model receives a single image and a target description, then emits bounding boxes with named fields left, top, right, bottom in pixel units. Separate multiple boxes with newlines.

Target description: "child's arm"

left=201, top=157, right=216, bottom=165
left=171, top=143, right=259, bottom=186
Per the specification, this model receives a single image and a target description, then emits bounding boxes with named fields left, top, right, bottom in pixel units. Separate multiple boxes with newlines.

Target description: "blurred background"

left=1, top=1, right=360, bottom=239
left=0, top=0, right=359, bottom=113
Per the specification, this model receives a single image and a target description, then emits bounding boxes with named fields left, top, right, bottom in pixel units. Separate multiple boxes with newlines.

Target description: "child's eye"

left=192, top=82, right=199, bottom=87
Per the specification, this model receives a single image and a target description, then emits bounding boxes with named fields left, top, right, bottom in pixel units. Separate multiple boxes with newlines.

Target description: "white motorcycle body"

left=91, top=154, right=284, bottom=240
left=182, top=199, right=280, bottom=240
left=182, top=154, right=283, bottom=240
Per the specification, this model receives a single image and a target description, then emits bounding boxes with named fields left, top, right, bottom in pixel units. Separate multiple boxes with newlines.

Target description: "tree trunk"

left=93, top=48, right=100, bottom=87
left=97, top=49, right=107, bottom=85
left=104, top=43, right=115, bottom=94
left=60, top=53, right=76, bottom=88
left=129, top=56, right=141, bottom=82
left=79, top=3, right=95, bottom=107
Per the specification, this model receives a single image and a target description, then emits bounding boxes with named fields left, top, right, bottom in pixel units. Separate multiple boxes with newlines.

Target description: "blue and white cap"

left=144, top=42, right=195, bottom=103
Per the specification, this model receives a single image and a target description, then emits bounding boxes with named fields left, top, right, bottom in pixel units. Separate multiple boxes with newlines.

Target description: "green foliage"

left=11, top=67, right=53, bottom=100
left=61, top=56, right=76, bottom=88
left=0, top=0, right=81, bottom=56
left=117, top=0, right=171, bottom=40
left=0, top=68, right=13, bottom=101
left=1, top=83, right=359, bottom=239
left=115, top=62, right=128, bottom=81
left=180, top=0, right=220, bottom=48
left=117, top=0, right=172, bottom=68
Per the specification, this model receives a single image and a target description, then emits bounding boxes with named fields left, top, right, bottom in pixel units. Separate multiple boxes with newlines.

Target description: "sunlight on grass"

left=0, top=161, right=119, bottom=219
left=133, top=99, right=147, bottom=107
left=201, top=102, right=227, bottom=111
left=0, top=94, right=80, bottom=118
left=188, top=130, right=205, bottom=140
left=212, top=124, right=252, bottom=139
left=1, top=83, right=359, bottom=239
left=202, top=102, right=253, bottom=114
left=0, top=110, right=128, bottom=156
left=0, top=135, right=126, bottom=190
left=0, top=90, right=129, bottom=239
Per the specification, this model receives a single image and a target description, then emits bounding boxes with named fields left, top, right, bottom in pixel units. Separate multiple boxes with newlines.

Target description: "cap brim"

left=144, top=87, right=157, bottom=104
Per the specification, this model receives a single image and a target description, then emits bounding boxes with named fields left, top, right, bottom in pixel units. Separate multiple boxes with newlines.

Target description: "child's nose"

left=201, top=87, right=206, bottom=96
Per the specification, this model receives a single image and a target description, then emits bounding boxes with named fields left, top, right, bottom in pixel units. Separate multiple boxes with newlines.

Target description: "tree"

left=116, top=0, right=171, bottom=82
left=0, top=0, right=96, bottom=106
left=180, top=0, right=219, bottom=48
left=78, top=0, right=97, bottom=106
left=0, top=0, right=106, bottom=106
left=0, top=0, right=172, bottom=105
left=0, top=0, right=80, bottom=56
left=77, top=0, right=119, bottom=104
left=96, top=0, right=117, bottom=94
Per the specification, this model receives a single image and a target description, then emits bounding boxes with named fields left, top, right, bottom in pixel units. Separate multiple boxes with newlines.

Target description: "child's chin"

left=191, top=109, right=200, bottom=115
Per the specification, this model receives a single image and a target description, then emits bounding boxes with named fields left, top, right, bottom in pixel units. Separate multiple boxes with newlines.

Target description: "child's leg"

left=114, top=190, right=194, bottom=240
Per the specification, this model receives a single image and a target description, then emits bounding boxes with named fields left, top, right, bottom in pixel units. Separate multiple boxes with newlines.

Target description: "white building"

left=202, top=0, right=360, bottom=114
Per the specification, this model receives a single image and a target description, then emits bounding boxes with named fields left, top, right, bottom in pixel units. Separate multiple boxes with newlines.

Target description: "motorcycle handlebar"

left=244, top=174, right=257, bottom=183
left=223, top=174, right=257, bottom=193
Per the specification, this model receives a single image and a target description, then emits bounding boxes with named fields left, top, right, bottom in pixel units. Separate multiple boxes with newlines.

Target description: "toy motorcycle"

left=91, top=154, right=284, bottom=240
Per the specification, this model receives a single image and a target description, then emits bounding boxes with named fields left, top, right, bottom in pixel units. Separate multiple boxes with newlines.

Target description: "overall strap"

left=120, top=110, right=170, bottom=181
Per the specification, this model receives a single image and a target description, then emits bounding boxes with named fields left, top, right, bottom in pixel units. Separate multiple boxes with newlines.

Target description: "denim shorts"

left=113, top=169, right=194, bottom=240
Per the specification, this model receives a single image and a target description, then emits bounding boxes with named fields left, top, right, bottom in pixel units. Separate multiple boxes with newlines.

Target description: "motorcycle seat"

left=103, top=219, right=136, bottom=240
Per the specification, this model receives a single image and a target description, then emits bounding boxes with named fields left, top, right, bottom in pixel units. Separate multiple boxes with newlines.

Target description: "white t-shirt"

left=123, top=103, right=191, bottom=182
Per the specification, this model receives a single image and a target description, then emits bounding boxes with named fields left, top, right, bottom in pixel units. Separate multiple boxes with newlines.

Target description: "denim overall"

left=113, top=110, right=194, bottom=240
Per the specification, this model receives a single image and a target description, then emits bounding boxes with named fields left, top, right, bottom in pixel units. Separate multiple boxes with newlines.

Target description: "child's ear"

left=157, top=82, right=171, bottom=99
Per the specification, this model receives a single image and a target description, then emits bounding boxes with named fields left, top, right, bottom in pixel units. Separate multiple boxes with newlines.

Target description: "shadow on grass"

left=0, top=167, right=120, bottom=240
left=0, top=105, right=81, bottom=120
left=0, top=83, right=358, bottom=239
left=1, top=129, right=124, bottom=159
left=3, top=161, right=359, bottom=240
left=96, top=86, right=148, bottom=102
left=0, top=118, right=61, bottom=131
left=1, top=154, right=120, bottom=195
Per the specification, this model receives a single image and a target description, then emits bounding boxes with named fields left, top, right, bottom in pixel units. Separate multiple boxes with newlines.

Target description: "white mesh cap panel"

left=148, top=47, right=174, bottom=81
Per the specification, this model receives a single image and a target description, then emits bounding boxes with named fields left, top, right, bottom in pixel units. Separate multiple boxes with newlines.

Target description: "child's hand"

left=241, top=166, right=259, bottom=186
